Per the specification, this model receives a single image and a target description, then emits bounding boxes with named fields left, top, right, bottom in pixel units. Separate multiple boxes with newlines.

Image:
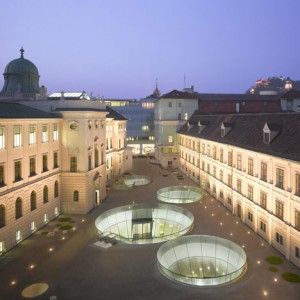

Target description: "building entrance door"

left=132, top=219, right=153, bottom=240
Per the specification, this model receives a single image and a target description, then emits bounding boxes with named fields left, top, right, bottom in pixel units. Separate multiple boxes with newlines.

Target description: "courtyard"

left=0, top=158, right=299, bottom=299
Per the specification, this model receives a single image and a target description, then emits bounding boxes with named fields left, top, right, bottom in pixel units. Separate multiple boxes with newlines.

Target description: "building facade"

left=178, top=113, right=300, bottom=268
left=0, top=50, right=132, bottom=254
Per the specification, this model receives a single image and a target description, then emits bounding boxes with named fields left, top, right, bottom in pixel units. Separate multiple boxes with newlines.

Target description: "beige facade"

left=0, top=108, right=132, bottom=254
left=178, top=133, right=300, bottom=268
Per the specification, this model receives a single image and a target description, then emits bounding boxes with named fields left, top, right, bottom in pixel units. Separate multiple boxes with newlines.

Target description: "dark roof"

left=55, top=107, right=106, bottom=112
left=106, top=106, right=127, bottom=120
left=0, top=102, right=60, bottom=119
left=178, top=112, right=300, bottom=162
left=198, top=93, right=280, bottom=102
left=281, top=89, right=300, bottom=99
left=160, top=90, right=199, bottom=99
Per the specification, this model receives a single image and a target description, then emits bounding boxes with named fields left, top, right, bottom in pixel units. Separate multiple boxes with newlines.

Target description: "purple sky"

left=1, top=0, right=300, bottom=98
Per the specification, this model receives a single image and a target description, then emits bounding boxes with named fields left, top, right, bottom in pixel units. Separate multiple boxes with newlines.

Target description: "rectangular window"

left=228, top=151, right=233, bottom=166
left=296, top=173, right=300, bottom=196
left=207, top=164, right=210, bottom=174
left=220, top=148, right=223, bottom=162
left=70, top=156, right=77, bottom=172
left=296, top=247, right=300, bottom=259
left=168, top=102, right=172, bottom=107
left=275, top=232, right=283, bottom=245
left=14, top=160, right=22, bottom=182
left=29, top=157, right=36, bottom=176
left=213, top=146, right=216, bottom=159
left=228, top=174, right=232, bottom=187
left=220, top=170, right=223, bottom=182
left=248, top=211, right=253, bottom=222
left=0, top=127, right=5, bottom=149
left=201, top=161, right=205, bottom=170
left=260, top=221, right=266, bottom=232
left=168, top=136, right=173, bottom=143
left=184, top=113, right=188, bottom=120
left=295, top=210, right=300, bottom=231
left=0, top=164, right=5, bottom=187
left=248, top=185, right=253, bottom=201
left=237, top=179, right=242, bottom=193
left=42, top=154, right=48, bottom=172
left=237, top=154, right=242, bottom=171
left=248, top=158, right=254, bottom=176
left=213, top=166, right=216, bottom=177
left=275, top=200, right=284, bottom=220
left=53, top=124, right=59, bottom=141
left=276, top=168, right=284, bottom=189
left=53, top=152, right=58, bottom=168
left=13, top=125, right=22, bottom=147
left=260, top=191, right=267, bottom=209
left=29, top=125, right=36, bottom=145
left=42, top=125, right=48, bottom=143
left=261, top=162, right=267, bottom=181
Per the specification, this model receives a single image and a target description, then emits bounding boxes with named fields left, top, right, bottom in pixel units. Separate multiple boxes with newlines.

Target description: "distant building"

left=247, top=76, right=300, bottom=95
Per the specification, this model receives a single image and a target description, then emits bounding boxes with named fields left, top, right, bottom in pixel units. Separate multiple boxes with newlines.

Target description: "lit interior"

left=157, top=235, right=247, bottom=286
left=95, top=203, right=194, bottom=244
left=114, top=175, right=151, bottom=189
left=157, top=186, right=203, bottom=204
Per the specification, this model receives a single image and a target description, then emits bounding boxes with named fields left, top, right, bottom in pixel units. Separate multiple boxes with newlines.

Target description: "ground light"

left=157, top=186, right=203, bottom=204
left=157, top=235, right=247, bottom=286
left=95, top=203, right=194, bottom=244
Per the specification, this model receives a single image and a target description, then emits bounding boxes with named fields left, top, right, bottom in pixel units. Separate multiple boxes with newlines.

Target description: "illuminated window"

left=184, top=113, right=188, bottom=120
left=43, top=213, right=48, bottom=223
left=237, top=154, right=242, bottom=170
left=261, top=162, right=267, bottom=181
left=29, top=157, right=36, bottom=176
left=275, top=232, right=283, bottom=245
left=29, top=125, right=36, bottom=145
left=54, top=207, right=59, bottom=216
left=16, top=230, right=22, bottom=243
left=142, top=125, right=149, bottom=131
left=42, top=154, right=48, bottom=172
left=13, top=125, right=22, bottom=147
left=31, top=221, right=36, bottom=232
left=53, top=124, right=59, bottom=141
left=42, top=125, right=48, bottom=143
left=248, top=158, right=253, bottom=176
left=168, top=136, right=173, bottom=143
left=0, top=127, right=5, bottom=149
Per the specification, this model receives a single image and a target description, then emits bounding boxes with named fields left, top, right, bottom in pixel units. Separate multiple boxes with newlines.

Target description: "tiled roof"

left=178, top=112, right=300, bottom=162
left=106, top=106, right=127, bottom=120
left=0, top=102, right=60, bottom=118
left=198, top=93, right=280, bottom=102
left=160, top=90, right=199, bottom=99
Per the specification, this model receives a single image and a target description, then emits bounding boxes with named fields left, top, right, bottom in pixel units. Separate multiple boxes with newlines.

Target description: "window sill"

left=29, top=173, right=37, bottom=177
left=42, top=169, right=49, bottom=173
left=14, top=178, right=23, bottom=183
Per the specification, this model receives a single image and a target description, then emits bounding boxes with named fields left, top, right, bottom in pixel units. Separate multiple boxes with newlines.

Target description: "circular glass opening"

left=157, top=235, right=247, bottom=286
left=157, top=186, right=203, bottom=204
left=95, top=203, right=194, bottom=244
left=114, top=175, right=151, bottom=190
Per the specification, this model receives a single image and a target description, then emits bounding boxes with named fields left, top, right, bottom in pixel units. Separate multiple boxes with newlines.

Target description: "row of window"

left=181, top=146, right=300, bottom=195
left=0, top=182, right=59, bottom=228
left=0, top=153, right=58, bottom=186
left=88, top=120, right=104, bottom=130
left=0, top=124, right=59, bottom=149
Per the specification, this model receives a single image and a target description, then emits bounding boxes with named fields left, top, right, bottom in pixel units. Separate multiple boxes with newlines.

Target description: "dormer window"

left=263, top=122, right=281, bottom=144
left=221, top=122, right=232, bottom=137
left=198, top=121, right=208, bottom=133
left=187, top=122, right=193, bottom=131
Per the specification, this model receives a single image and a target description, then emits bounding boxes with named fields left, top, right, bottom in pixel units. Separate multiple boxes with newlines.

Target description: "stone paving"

left=0, top=158, right=300, bottom=299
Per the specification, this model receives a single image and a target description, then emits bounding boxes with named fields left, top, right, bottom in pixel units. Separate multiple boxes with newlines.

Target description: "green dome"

left=0, top=48, right=40, bottom=97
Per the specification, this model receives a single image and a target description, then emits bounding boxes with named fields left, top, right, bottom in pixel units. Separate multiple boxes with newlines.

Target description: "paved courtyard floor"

left=0, top=158, right=300, bottom=299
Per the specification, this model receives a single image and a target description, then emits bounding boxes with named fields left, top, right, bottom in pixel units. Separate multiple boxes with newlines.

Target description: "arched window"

left=43, top=186, right=48, bottom=203
left=0, top=205, right=5, bottom=228
left=30, top=191, right=37, bottom=211
left=73, top=190, right=79, bottom=202
left=15, top=198, right=22, bottom=219
left=54, top=181, right=59, bottom=198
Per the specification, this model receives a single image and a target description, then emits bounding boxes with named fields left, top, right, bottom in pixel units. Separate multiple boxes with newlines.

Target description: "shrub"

left=266, top=256, right=284, bottom=265
left=282, top=272, right=300, bottom=283
left=268, top=266, right=278, bottom=272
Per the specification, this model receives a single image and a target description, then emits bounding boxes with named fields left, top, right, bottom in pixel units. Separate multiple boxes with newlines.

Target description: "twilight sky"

left=0, top=0, right=300, bottom=98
